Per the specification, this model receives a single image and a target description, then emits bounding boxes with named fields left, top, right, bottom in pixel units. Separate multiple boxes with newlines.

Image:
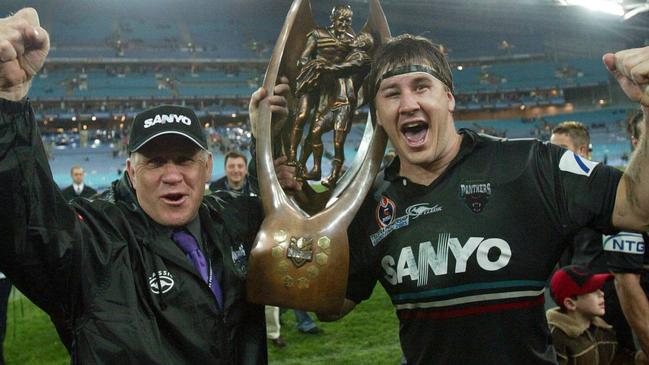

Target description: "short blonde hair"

left=552, top=121, right=590, bottom=148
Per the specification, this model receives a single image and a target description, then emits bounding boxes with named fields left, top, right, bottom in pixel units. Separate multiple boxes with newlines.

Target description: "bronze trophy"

left=246, top=0, right=390, bottom=314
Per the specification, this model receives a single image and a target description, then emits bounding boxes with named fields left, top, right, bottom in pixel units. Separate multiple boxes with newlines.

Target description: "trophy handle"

left=255, top=0, right=312, bottom=216
left=328, top=117, right=375, bottom=206
left=248, top=0, right=390, bottom=314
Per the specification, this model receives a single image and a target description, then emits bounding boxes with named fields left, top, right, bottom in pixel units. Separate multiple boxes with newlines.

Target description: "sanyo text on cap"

left=128, top=105, right=208, bottom=153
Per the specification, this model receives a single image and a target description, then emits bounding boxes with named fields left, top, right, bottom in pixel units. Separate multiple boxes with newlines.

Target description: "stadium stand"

left=8, top=0, right=641, bottom=190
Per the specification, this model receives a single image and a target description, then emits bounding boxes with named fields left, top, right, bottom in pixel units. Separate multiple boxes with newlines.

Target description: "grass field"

left=4, top=287, right=401, bottom=365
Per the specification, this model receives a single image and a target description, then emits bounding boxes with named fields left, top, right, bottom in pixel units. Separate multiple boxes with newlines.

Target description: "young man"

left=60, top=165, right=97, bottom=200
left=312, top=35, right=649, bottom=364
left=0, top=9, right=296, bottom=364
left=546, top=265, right=626, bottom=365
left=209, top=151, right=251, bottom=195
left=550, top=121, right=591, bottom=160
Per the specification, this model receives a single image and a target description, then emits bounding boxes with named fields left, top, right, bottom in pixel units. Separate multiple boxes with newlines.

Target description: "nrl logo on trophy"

left=287, top=236, right=314, bottom=267
left=246, top=0, right=390, bottom=313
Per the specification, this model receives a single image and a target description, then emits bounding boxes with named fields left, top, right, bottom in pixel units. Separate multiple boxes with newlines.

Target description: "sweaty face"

left=72, top=169, right=84, bottom=185
left=374, top=71, right=457, bottom=174
left=127, top=135, right=212, bottom=227
left=225, top=156, right=248, bottom=186
left=574, top=289, right=606, bottom=318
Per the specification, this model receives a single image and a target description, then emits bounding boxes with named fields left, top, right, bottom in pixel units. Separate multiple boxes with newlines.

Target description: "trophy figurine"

left=246, top=0, right=390, bottom=314
left=288, top=5, right=374, bottom=188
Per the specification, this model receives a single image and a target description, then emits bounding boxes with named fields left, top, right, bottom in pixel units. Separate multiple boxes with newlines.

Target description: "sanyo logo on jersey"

left=382, top=234, right=511, bottom=286
left=144, top=114, right=192, bottom=128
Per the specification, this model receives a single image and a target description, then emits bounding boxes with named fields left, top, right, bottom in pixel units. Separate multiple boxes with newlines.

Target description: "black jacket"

left=61, top=184, right=98, bottom=201
left=0, top=99, right=267, bottom=364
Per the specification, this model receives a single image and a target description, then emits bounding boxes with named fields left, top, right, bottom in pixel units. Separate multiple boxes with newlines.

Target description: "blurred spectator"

left=265, top=306, right=285, bottom=348
left=550, top=121, right=590, bottom=159
left=209, top=151, right=250, bottom=195
left=61, top=165, right=97, bottom=200
left=627, top=110, right=645, bottom=152
left=283, top=309, right=324, bottom=335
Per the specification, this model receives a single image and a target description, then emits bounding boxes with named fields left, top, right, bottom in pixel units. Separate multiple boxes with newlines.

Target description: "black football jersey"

left=347, top=129, right=622, bottom=365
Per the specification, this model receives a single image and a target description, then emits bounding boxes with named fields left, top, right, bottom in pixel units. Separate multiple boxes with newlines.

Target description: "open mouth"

left=400, top=121, right=429, bottom=146
left=161, top=193, right=187, bottom=205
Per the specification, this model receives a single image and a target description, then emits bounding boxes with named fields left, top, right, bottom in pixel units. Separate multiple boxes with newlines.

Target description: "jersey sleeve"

left=346, top=196, right=380, bottom=304
left=536, top=142, right=622, bottom=235
left=605, top=232, right=647, bottom=274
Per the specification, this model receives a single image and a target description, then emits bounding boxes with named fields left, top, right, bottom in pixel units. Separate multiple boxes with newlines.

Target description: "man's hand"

left=249, top=76, right=290, bottom=137
left=274, top=155, right=302, bottom=193
left=0, top=8, right=49, bottom=101
left=603, top=47, right=649, bottom=107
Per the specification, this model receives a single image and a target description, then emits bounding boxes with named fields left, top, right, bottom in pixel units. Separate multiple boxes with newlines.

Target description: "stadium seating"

left=18, top=0, right=640, bottom=189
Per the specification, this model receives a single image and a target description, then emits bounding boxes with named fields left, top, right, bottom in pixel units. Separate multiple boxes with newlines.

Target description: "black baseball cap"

left=127, top=105, right=208, bottom=153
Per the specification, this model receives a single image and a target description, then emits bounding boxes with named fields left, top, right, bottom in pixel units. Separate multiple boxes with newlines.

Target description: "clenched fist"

left=603, top=46, right=649, bottom=107
left=0, top=8, right=49, bottom=101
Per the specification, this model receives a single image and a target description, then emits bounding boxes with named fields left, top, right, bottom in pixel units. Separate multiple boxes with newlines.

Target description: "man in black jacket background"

left=209, top=151, right=252, bottom=195
left=0, top=8, right=295, bottom=364
left=60, top=165, right=97, bottom=201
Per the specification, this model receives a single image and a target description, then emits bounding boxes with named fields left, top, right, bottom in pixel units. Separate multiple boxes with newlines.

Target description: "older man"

left=311, top=34, right=649, bottom=365
left=0, top=8, right=294, bottom=364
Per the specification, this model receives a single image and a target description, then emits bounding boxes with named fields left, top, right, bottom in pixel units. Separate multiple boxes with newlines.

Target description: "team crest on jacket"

left=459, top=181, right=492, bottom=214
left=231, top=243, right=248, bottom=277
left=376, top=196, right=396, bottom=228
left=148, top=270, right=175, bottom=294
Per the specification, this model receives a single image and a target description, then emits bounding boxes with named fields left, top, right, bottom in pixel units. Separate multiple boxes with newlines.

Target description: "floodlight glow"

left=560, top=0, right=624, bottom=16
left=623, top=4, right=649, bottom=20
